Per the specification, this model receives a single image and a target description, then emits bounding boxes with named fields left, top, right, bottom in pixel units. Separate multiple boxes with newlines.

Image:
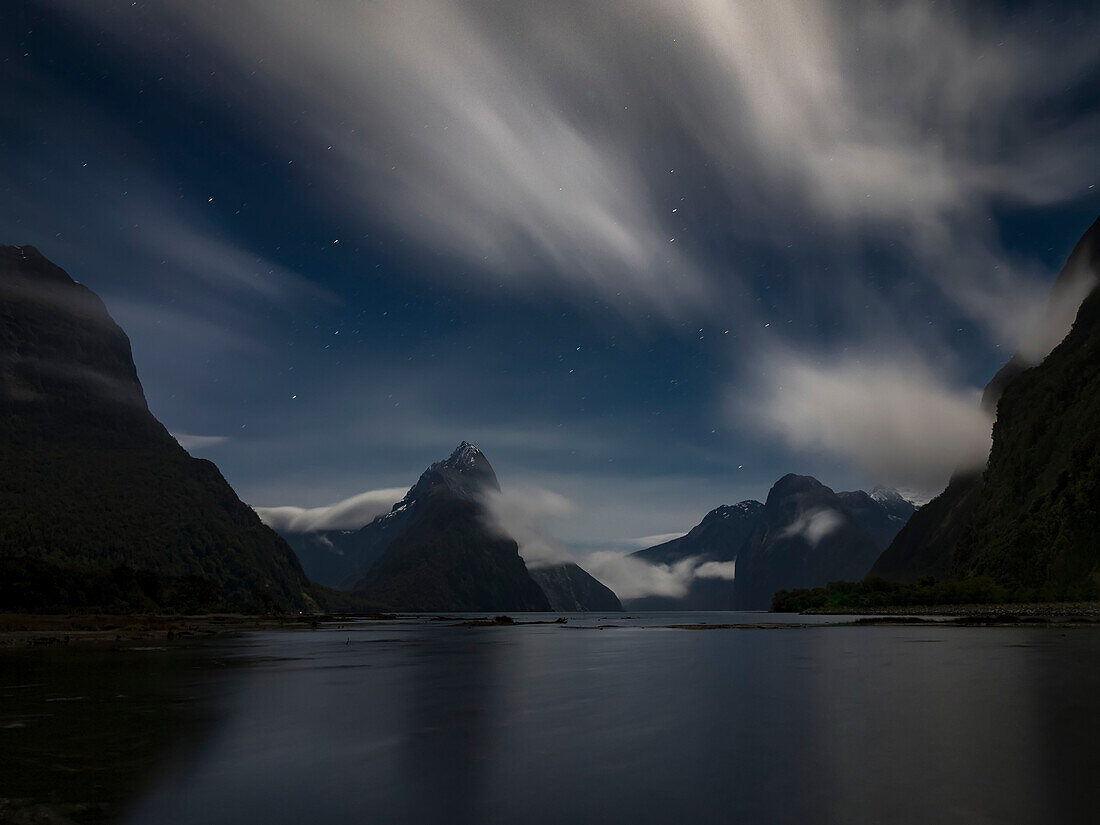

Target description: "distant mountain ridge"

left=0, top=245, right=314, bottom=611
left=629, top=475, right=915, bottom=610
left=628, top=501, right=762, bottom=610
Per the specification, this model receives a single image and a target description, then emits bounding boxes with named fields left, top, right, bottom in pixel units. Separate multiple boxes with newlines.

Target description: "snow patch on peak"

left=712, top=500, right=763, bottom=518
left=869, top=486, right=926, bottom=506
left=447, top=441, right=483, bottom=466
left=869, top=485, right=903, bottom=503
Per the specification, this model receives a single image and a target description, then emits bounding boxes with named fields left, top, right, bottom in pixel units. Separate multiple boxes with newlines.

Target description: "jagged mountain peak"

left=448, top=440, right=484, bottom=465
left=403, top=441, right=500, bottom=504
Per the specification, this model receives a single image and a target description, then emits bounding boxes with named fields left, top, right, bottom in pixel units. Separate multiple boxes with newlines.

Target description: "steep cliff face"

left=0, top=245, right=313, bottom=611
left=528, top=563, right=622, bottom=612
left=871, top=217, right=1100, bottom=597
left=950, top=280, right=1100, bottom=597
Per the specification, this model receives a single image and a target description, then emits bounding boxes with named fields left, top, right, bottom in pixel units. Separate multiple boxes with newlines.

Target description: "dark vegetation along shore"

left=772, top=576, right=1046, bottom=612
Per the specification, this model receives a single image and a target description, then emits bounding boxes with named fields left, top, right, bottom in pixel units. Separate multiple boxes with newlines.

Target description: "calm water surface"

left=8, top=613, right=1100, bottom=824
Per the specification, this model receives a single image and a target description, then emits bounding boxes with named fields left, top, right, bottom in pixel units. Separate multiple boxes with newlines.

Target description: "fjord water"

left=27, top=615, right=1100, bottom=825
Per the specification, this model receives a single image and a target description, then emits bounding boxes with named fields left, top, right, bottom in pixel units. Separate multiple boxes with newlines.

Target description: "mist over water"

left=67, top=616, right=1095, bottom=825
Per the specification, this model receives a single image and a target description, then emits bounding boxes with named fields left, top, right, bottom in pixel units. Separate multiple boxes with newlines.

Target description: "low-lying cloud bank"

left=482, top=486, right=733, bottom=600
left=744, top=351, right=994, bottom=490
left=254, top=487, right=406, bottom=533
left=580, top=553, right=734, bottom=601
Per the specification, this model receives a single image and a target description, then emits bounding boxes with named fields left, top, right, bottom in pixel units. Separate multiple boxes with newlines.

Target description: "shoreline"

left=4, top=603, right=1100, bottom=646
left=0, top=612, right=377, bottom=647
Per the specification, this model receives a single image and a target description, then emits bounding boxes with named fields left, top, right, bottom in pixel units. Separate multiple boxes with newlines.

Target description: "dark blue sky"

left=3, top=1, right=1099, bottom=546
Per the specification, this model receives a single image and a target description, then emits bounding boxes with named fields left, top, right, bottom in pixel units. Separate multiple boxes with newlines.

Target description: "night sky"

left=3, top=1, right=1099, bottom=550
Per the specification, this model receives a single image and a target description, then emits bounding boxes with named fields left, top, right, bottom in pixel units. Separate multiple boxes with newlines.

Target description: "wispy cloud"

left=779, top=507, right=843, bottom=547
left=76, top=0, right=1099, bottom=341
left=742, top=350, right=993, bottom=489
left=579, top=552, right=733, bottom=601
left=254, top=488, right=407, bottom=533
left=481, top=486, right=576, bottom=570
left=652, top=0, right=1099, bottom=348
left=107, top=0, right=712, bottom=317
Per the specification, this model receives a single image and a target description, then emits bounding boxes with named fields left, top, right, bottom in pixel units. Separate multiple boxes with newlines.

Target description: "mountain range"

left=6, top=213, right=1099, bottom=614
left=629, top=477, right=915, bottom=610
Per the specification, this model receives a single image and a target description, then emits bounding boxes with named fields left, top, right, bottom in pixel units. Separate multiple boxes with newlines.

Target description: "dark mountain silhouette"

left=872, top=217, right=1100, bottom=599
left=268, top=442, right=620, bottom=611
left=346, top=443, right=550, bottom=611
left=732, top=475, right=914, bottom=609
left=0, top=245, right=314, bottom=612
left=278, top=444, right=507, bottom=590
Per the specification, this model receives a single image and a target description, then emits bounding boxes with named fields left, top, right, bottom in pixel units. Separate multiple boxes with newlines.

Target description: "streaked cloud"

left=72, top=0, right=1099, bottom=343
left=254, top=487, right=407, bottom=533
left=172, top=432, right=230, bottom=452
left=580, top=552, right=735, bottom=600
